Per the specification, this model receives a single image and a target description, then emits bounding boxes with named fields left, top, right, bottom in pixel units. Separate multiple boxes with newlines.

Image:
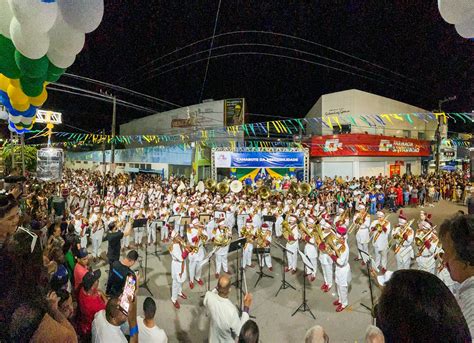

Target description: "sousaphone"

left=230, top=180, right=243, bottom=193
left=196, top=181, right=205, bottom=193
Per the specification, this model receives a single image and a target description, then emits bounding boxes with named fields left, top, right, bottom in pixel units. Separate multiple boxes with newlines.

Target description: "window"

left=418, top=132, right=425, bottom=140
left=403, top=130, right=410, bottom=138
left=333, top=124, right=351, bottom=134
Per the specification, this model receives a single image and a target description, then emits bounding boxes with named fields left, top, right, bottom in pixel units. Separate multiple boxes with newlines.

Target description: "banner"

left=310, top=134, right=431, bottom=157
left=37, top=148, right=63, bottom=182
left=224, top=98, right=245, bottom=126
left=215, top=151, right=305, bottom=168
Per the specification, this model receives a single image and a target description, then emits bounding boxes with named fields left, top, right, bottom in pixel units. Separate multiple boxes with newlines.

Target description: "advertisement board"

left=214, top=151, right=305, bottom=168
left=310, top=134, right=431, bottom=157
left=224, top=98, right=245, bottom=126
left=37, top=148, right=63, bottom=182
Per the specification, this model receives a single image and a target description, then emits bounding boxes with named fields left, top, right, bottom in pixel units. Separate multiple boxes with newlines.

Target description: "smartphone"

left=119, top=273, right=137, bottom=315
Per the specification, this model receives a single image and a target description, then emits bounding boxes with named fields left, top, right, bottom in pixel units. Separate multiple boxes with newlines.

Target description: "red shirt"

left=77, top=288, right=106, bottom=335
left=74, top=263, right=88, bottom=291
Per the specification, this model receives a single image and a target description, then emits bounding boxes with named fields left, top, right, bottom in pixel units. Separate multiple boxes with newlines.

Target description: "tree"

left=1, top=143, right=38, bottom=174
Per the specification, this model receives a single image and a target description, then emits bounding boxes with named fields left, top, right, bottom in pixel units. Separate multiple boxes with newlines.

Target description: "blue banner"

left=230, top=152, right=304, bottom=168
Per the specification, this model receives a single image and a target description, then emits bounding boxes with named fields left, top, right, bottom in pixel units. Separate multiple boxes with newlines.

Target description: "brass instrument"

left=316, top=225, right=343, bottom=258
left=244, top=185, right=255, bottom=196
left=348, top=210, right=368, bottom=234
left=289, top=181, right=299, bottom=194
left=372, top=215, right=391, bottom=243
left=415, top=225, right=438, bottom=256
left=213, top=226, right=231, bottom=247
left=282, top=220, right=292, bottom=241
left=392, top=219, right=415, bottom=254
left=298, top=182, right=312, bottom=196
left=205, top=178, right=217, bottom=192
left=255, top=228, right=270, bottom=248
left=230, top=180, right=243, bottom=193
left=336, top=208, right=350, bottom=226
left=255, top=179, right=264, bottom=188
left=257, top=186, right=271, bottom=200
left=216, top=181, right=230, bottom=196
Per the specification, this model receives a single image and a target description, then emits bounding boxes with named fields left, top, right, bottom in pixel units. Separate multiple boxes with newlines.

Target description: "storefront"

left=309, top=134, right=431, bottom=178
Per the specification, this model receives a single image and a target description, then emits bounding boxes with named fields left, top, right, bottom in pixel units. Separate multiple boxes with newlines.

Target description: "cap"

left=376, top=211, right=384, bottom=218
left=398, top=210, right=407, bottom=222
left=76, top=248, right=89, bottom=259
left=357, top=204, right=365, bottom=211
left=336, top=226, right=347, bottom=236
left=82, top=269, right=101, bottom=291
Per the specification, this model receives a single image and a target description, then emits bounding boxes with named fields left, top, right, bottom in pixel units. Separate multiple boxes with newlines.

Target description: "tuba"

left=258, top=186, right=271, bottom=200
left=216, top=181, right=230, bottom=196
left=244, top=185, right=255, bottom=196
left=298, top=182, right=312, bottom=196
left=230, top=180, right=243, bottom=193
left=205, top=178, right=217, bottom=192
left=289, top=181, right=299, bottom=194
left=282, top=220, right=292, bottom=241
left=213, top=226, right=231, bottom=247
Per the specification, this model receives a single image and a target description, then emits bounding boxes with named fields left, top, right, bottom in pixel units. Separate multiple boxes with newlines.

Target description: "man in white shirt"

left=204, top=275, right=252, bottom=343
left=137, top=297, right=168, bottom=343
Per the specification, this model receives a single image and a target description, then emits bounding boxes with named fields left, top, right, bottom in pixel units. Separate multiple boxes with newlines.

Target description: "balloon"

left=9, top=77, right=19, bottom=87
left=455, top=16, right=474, bottom=38
left=0, top=0, right=13, bottom=38
left=9, top=113, right=34, bottom=125
left=438, top=0, right=473, bottom=24
left=0, top=73, right=9, bottom=92
left=10, top=100, right=29, bottom=111
left=45, top=61, right=66, bottom=82
left=20, top=76, right=44, bottom=97
left=14, top=50, right=49, bottom=78
left=0, top=109, right=8, bottom=120
left=58, top=0, right=104, bottom=33
left=10, top=17, right=50, bottom=59
left=8, top=0, right=58, bottom=33
left=9, top=102, right=35, bottom=117
left=48, top=11, right=85, bottom=56
left=29, top=87, right=47, bottom=107
left=47, top=47, right=75, bottom=68
left=7, top=82, right=28, bottom=103
left=0, top=34, right=21, bottom=78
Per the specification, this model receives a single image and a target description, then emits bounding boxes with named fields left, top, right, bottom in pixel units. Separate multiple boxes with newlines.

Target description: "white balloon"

left=9, top=113, right=33, bottom=125
left=0, top=0, right=13, bottom=38
left=438, top=0, right=473, bottom=24
left=58, top=0, right=104, bottom=33
left=0, top=109, right=8, bottom=121
left=48, top=12, right=85, bottom=56
left=10, top=17, right=50, bottom=59
left=47, top=48, right=76, bottom=68
left=455, top=16, right=474, bottom=38
left=7, top=122, right=15, bottom=132
left=8, top=0, right=58, bottom=33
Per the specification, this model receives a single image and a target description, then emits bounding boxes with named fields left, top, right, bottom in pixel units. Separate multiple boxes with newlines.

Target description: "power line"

left=198, top=0, right=222, bottom=103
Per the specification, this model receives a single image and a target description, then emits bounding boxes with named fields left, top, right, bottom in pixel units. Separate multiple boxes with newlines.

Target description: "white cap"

left=376, top=211, right=384, bottom=218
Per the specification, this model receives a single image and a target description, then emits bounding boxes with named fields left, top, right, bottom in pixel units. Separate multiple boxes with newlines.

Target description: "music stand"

left=228, top=238, right=246, bottom=311
left=140, top=244, right=153, bottom=296
left=151, top=220, right=164, bottom=260
left=273, top=241, right=296, bottom=297
left=359, top=249, right=377, bottom=321
left=263, top=215, right=276, bottom=231
left=168, top=215, right=180, bottom=233
left=292, top=251, right=315, bottom=319
left=199, top=214, right=211, bottom=225
left=254, top=247, right=273, bottom=287
left=198, top=247, right=218, bottom=297
left=180, top=216, right=191, bottom=237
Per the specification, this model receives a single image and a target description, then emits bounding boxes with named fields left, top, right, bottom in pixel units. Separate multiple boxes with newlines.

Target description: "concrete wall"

left=305, top=89, right=436, bottom=140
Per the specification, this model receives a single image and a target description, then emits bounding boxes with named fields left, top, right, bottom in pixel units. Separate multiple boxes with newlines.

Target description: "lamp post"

left=435, top=96, right=456, bottom=175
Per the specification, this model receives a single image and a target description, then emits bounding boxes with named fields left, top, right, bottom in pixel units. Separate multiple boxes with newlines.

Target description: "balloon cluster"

left=0, top=0, right=104, bottom=133
left=438, top=0, right=474, bottom=39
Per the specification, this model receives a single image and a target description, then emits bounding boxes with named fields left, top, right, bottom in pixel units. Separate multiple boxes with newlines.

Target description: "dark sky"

left=44, top=0, right=473, bottom=135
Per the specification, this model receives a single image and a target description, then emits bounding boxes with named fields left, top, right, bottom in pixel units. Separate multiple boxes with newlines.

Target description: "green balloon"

left=15, top=51, right=48, bottom=79
left=20, top=76, right=44, bottom=97
left=45, top=60, right=66, bottom=83
left=0, top=35, right=21, bottom=79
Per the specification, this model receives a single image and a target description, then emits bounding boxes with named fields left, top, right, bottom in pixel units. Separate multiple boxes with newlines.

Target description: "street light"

left=435, top=96, right=457, bottom=175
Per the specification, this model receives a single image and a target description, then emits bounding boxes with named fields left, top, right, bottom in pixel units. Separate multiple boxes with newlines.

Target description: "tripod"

left=292, top=252, right=315, bottom=319
left=274, top=241, right=295, bottom=297
left=359, top=249, right=376, bottom=322
left=254, top=248, right=273, bottom=288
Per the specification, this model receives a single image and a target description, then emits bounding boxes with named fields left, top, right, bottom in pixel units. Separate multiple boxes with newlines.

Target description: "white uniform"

left=133, top=212, right=146, bottom=245
left=392, top=224, right=414, bottom=270
left=285, top=224, right=300, bottom=271
left=90, top=214, right=105, bottom=258
left=319, top=229, right=334, bottom=288
left=242, top=225, right=256, bottom=268
left=187, top=228, right=207, bottom=283
left=275, top=214, right=283, bottom=237
left=256, top=229, right=272, bottom=269
left=170, top=242, right=187, bottom=302
left=370, top=219, right=391, bottom=270
left=303, top=236, right=318, bottom=278
left=335, top=239, right=351, bottom=307
left=415, top=231, right=437, bottom=274
left=354, top=212, right=371, bottom=259
left=212, top=226, right=231, bottom=274
left=147, top=219, right=157, bottom=244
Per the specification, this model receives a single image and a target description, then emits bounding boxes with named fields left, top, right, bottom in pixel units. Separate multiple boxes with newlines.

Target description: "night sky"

left=43, top=1, right=473, bottom=135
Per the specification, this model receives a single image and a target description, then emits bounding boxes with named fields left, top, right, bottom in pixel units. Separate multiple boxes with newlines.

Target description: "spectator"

left=77, top=270, right=107, bottom=338
left=56, top=289, right=75, bottom=321
left=467, top=187, right=474, bottom=215
left=204, top=275, right=252, bottom=343
left=137, top=297, right=168, bottom=343
left=365, top=325, right=385, bottom=343
left=0, top=192, right=19, bottom=245
left=439, top=214, right=474, bottom=337
left=91, top=296, right=138, bottom=343
left=238, top=320, right=259, bottom=343
left=74, top=248, right=90, bottom=292
left=47, top=222, right=65, bottom=252
left=304, top=325, right=329, bottom=343
left=375, top=269, right=471, bottom=342
left=107, top=250, right=138, bottom=297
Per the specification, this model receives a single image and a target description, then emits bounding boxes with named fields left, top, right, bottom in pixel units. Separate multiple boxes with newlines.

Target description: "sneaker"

left=310, top=276, right=316, bottom=282
left=361, top=261, right=366, bottom=266
left=333, top=300, right=341, bottom=306
left=291, top=269, right=297, bottom=275
left=320, top=283, right=327, bottom=291
left=323, top=285, right=331, bottom=293
left=284, top=267, right=290, bottom=273
left=215, top=273, right=220, bottom=279
left=381, top=268, right=387, bottom=274
left=197, top=279, right=204, bottom=286
left=179, top=293, right=187, bottom=300
left=172, top=300, right=180, bottom=309
left=268, top=267, right=273, bottom=272
left=336, top=304, right=345, bottom=312
left=354, top=257, right=361, bottom=261
left=189, top=282, right=194, bottom=289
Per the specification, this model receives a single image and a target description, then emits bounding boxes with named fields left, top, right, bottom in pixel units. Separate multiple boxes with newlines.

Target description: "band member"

left=146, top=212, right=157, bottom=246
left=319, top=214, right=334, bottom=292
left=391, top=210, right=414, bottom=270
left=284, top=214, right=300, bottom=274
left=186, top=218, right=208, bottom=289
left=334, top=207, right=349, bottom=227
left=212, top=221, right=232, bottom=278
left=274, top=204, right=284, bottom=237
left=332, top=225, right=351, bottom=312
left=90, top=206, right=105, bottom=261
left=236, top=200, right=247, bottom=236
left=242, top=218, right=256, bottom=269
left=415, top=214, right=438, bottom=274
left=370, top=211, right=391, bottom=274
left=303, top=216, right=318, bottom=281
left=120, top=207, right=131, bottom=250
left=169, top=231, right=188, bottom=309
left=133, top=207, right=146, bottom=247
left=256, top=222, right=272, bottom=271
left=353, top=204, right=370, bottom=263
left=73, top=210, right=88, bottom=249
left=160, top=204, right=170, bottom=242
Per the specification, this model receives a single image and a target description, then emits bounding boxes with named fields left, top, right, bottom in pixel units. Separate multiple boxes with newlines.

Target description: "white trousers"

left=189, top=259, right=203, bottom=282
left=80, top=235, right=88, bottom=249
left=337, top=284, right=349, bottom=307
left=171, top=278, right=183, bottom=302
left=216, top=254, right=228, bottom=274
left=242, top=244, right=253, bottom=267
left=357, top=242, right=369, bottom=260
left=374, top=248, right=388, bottom=270
left=161, top=225, right=169, bottom=240
left=134, top=227, right=145, bottom=245
left=396, top=255, right=411, bottom=270
left=121, top=234, right=130, bottom=248
left=321, top=263, right=334, bottom=287
left=258, top=253, right=272, bottom=268
left=147, top=226, right=156, bottom=244
left=287, top=249, right=297, bottom=270
left=308, top=257, right=317, bottom=276
left=91, top=229, right=104, bottom=258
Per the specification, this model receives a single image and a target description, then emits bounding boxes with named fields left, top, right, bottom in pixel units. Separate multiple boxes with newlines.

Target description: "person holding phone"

left=106, top=250, right=138, bottom=297
left=77, top=270, right=107, bottom=339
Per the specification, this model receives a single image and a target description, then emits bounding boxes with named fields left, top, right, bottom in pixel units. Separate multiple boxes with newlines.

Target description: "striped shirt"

left=457, top=276, right=474, bottom=339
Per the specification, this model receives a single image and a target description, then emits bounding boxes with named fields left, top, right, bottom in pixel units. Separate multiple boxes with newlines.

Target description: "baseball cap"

left=76, top=248, right=89, bottom=259
left=82, top=269, right=101, bottom=291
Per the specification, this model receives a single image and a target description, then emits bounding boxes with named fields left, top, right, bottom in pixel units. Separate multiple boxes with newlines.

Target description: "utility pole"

left=111, top=95, right=116, bottom=172
left=435, top=96, right=457, bottom=175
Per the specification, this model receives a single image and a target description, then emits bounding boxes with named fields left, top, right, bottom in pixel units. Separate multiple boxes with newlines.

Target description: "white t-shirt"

left=91, top=310, right=127, bottom=343
left=137, top=316, right=168, bottom=343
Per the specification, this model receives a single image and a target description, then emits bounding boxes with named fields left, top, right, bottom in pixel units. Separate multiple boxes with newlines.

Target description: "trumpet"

left=415, top=226, right=438, bottom=256
left=348, top=210, right=368, bottom=234
left=372, top=215, right=391, bottom=243
left=255, top=228, right=270, bottom=248
left=392, top=219, right=415, bottom=254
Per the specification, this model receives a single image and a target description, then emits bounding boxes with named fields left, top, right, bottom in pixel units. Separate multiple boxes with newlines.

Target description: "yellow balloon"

left=29, top=87, right=48, bottom=107
left=9, top=79, right=20, bottom=88
left=0, top=74, right=10, bottom=92
left=11, top=101, right=30, bottom=112
left=7, top=84, right=28, bottom=105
